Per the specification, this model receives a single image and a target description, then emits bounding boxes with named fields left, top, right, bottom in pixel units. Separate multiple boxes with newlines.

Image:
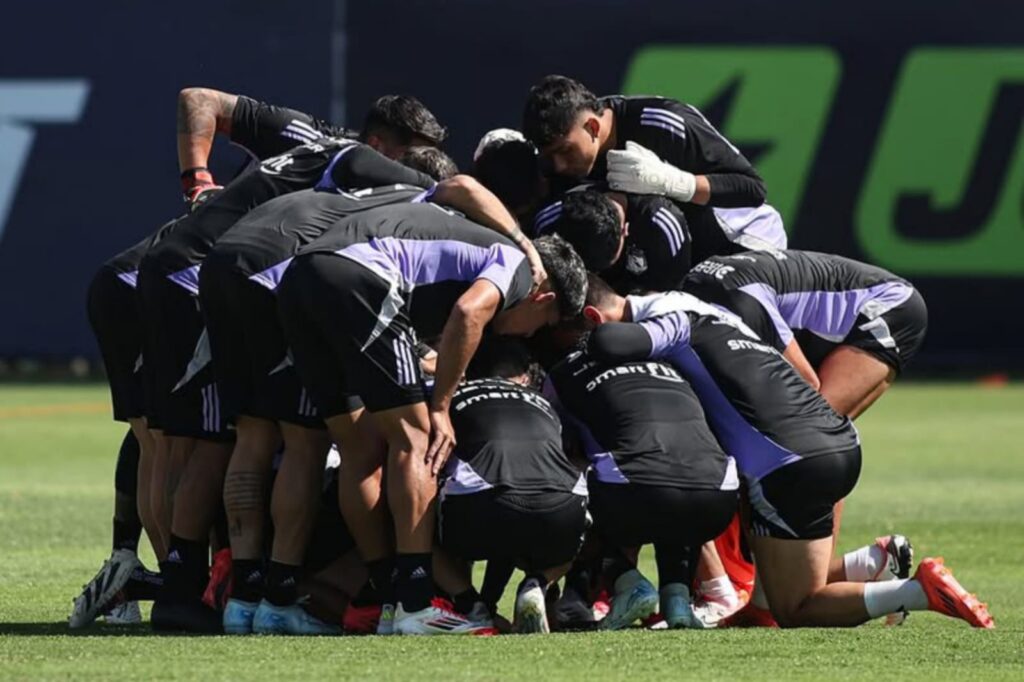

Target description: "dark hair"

left=400, top=146, right=458, bottom=181
left=467, top=335, right=533, bottom=380
left=522, top=75, right=601, bottom=148
left=584, top=272, right=619, bottom=308
left=363, top=95, right=448, bottom=145
left=542, top=190, right=622, bottom=270
left=534, top=234, right=588, bottom=318
left=473, top=140, right=543, bottom=214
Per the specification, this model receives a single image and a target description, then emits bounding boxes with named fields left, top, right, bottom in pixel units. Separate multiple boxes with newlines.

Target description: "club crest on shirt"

left=625, top=241, right=648, bottom=275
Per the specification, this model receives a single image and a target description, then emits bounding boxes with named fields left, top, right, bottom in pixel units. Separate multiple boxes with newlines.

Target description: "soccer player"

left=533, top=188, right=692, bottom=293
left=142, top=130, right=438, bottom=634
left=579, top=279, right=993, bottom=629
left=545, top=313, right=738, bottom=629
left=435, top=337, right=588, bottom=634
left=471, top=129, right=547, bottom=224
left=69, top=217, right=186, bottom=628
left=277, top=206, right=587, bottom=634
left=176, top=88, right=447, bottom=202
left=683, top=249, right=928, bottom=418
left=201, top=169, right=541, bottom=634
left=682, top=248, right=928, bottom=624
left=522, top=75, right=786, bottom=254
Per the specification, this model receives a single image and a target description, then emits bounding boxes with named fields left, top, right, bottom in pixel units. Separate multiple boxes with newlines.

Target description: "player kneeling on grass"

left=581, top=278, right=992, bottom=629
left=434, top=337, right=588, bottom=634
left=683, top=248, right=928, bottom=624
left=544, top=311, right=738, bottom=630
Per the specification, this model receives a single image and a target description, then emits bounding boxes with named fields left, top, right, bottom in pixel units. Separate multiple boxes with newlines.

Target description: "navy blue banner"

left=2, top=1, right=1022, bottom=372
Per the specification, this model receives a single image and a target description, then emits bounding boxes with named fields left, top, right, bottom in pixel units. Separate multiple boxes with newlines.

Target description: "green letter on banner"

left=622, top=46, right=840, bottom=235
left=856, top=50, right=1024, bottom=275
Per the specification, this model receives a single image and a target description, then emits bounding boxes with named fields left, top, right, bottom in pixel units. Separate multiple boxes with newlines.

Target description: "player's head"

left=522, top=75, right=606, bottom=178
left=362, top=95, right=448, bottom=159
left=492, top=235, right=588, bottom=338
left=467, top=335, right=533, bottom=384
left=539, top=190, right=625, bottom=271
left=401, top=146, right=458, bottom=181
left=472, top=131, right=545, bottom=220
left=581, top=273, right=626, bottom=325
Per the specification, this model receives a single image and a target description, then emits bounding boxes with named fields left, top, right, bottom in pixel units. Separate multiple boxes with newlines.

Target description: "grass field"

left=1, top=382, right=1022, bottom=680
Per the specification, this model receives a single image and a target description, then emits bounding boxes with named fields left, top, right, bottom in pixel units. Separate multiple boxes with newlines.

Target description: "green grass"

left=1, top=382, right=1022, bottom=680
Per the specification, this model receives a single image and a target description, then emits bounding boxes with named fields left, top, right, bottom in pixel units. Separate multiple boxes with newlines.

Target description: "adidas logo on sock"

left=167, top=550, right=181, bottom=563
left=410, top=567, right=428, bottom=580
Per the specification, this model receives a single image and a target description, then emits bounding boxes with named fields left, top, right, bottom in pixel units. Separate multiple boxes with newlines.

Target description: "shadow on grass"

left=0, top=622, right=221, bottom=637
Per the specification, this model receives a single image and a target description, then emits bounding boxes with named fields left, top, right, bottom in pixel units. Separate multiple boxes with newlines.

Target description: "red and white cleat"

left=394, top=598, right=499, bottom=636
left=915, top=557, right=994, bottom=629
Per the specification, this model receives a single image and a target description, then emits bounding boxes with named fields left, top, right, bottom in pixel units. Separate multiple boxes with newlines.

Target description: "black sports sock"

left=481, top=558, right=515, bottom=612
left=162, top=535, right=209, bottom=602
left=654, top=542, right=699, bottom=587
left=112, top=517, right=142, bottom=553
left=453, top=587, right=482, bottom=615
left=264, top=561, right=300, bottom=606
left=518, top=572, right=548, bottom=594
left=231, top=559, right=265, bottom=603
left=112, top=431, right=142, bottom=552
left=601, top=548, right=636, bottom=585
left=563, top=561, right=591, bottom=598
left=395, top=553, right=433, bottom=612
left=365, top=557, right=396, bottom=604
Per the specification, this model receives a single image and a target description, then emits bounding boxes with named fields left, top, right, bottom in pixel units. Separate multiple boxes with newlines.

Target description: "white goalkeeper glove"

left=606, top=141, right=697, bottom=203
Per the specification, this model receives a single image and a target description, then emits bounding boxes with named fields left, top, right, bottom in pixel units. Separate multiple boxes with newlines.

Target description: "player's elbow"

left=747, top=175, right=767, bottom=205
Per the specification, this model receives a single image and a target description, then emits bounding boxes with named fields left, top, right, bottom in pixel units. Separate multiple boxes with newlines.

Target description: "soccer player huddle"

left=70, top=75, right=994, bottom=636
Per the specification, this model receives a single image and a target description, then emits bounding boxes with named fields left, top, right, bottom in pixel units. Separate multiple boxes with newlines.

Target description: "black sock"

left=453, top=587, right=481, bottom=615
left=112, top=517, right=142, bottom=553
left=365, top=557, right=396, bottom=605
left=123, top=566, right=164, bottom=602
left=264, top=561, right=300, bottom=606
left=395, top=553, right=433, bottom=612
left=518, top=572, right=547, bottom=594
left=162, top=535, right=209, bottom=602
left=601, top=548, right=636, bottom=585
left=653, top=542, right=699, bottom=587
left=231, top=559, right=265, bottom=603
left=564, top=562, right=591, bottom=598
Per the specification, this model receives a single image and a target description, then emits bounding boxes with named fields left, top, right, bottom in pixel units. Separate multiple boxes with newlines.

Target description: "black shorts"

left=748, top=447, right=862, bottom=540
left=277, top=252, right=426, bottom=417
left=137, top=266, right=230, bottom=440
left=199, top=255, right=322, bottom=429
left=588, top=481, right=736, bottom=549
left=838, top=289, right=928, bottom=374
left=87, top=265, right=145, bottom=422
left=439, top=490, right=588, bottom=571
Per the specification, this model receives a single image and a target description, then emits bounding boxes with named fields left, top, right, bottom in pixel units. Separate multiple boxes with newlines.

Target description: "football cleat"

left=252, top=599, right=341, bottom=636
left=514, top=581, right=550, bottom=634
left=915, top=557, right=994, bottom=629
left=103, top=600, right=142, bottom=625
left=553, top=586, right=598, bottom=630
left=69, top=548, right=142, bottom=629
left=376, top=603, right=396, bottom=635
left=343, top=603, right=382, bottom=635
left=660, top=583, right=710, bottom=629
left=202, top=548, right=233, bottom=611
left=151, top=598, right=223, bottom=634
left=394, top=598, right=498, bottom=636
left=223, top=598, right=259, bottom=635
left=602, top=570, right=658, bottom=631
left=873, top=535, right=914, bottom=581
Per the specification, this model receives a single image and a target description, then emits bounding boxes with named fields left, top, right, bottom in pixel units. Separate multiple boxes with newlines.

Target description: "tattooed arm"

left=176, top=87, right=238, bottom=174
